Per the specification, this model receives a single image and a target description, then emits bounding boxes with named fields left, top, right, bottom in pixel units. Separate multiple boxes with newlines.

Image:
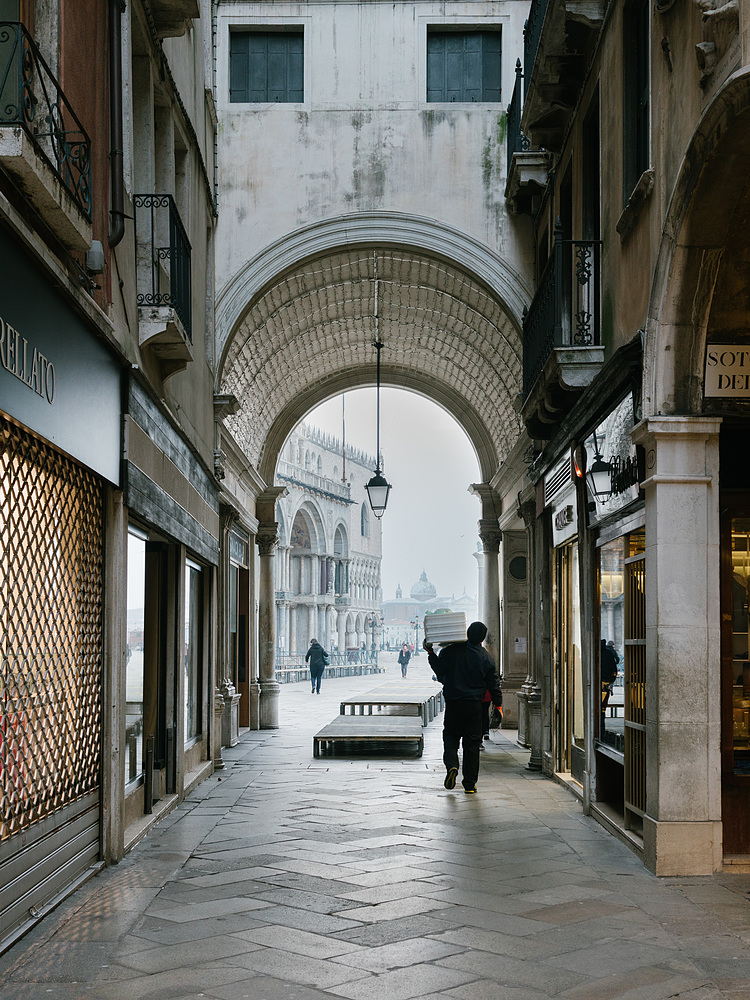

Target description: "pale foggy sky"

left=305, top=388, right=483, bottom=603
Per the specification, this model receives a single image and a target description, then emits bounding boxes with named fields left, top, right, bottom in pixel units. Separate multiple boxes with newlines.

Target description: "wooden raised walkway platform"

left=339, top=681, right=444, bottom=726
left=313, top=715, right=425, bottom=758
left=312, top=681, right=444, bottom=757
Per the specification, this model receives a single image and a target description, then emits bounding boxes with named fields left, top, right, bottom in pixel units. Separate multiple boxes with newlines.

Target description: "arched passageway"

left=218, top=240, right=528, bottom=728
left=219, top=246, right=523, bottom=484
left=635, top=69, right=750, bottom=869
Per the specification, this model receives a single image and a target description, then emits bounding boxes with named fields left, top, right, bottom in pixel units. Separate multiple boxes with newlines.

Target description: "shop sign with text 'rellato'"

left=704, top=345, right=750, bottom=397
left=0, top=226, right=121, bottom=484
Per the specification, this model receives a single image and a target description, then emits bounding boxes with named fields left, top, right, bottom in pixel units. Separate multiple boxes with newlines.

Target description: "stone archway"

left=645, top=68, right=750, bottom=418
left=222, top=237, right=528, bottom=729
left=220, top=245, right=524, bottom=485
left=634, top=68, right=750, bottom=873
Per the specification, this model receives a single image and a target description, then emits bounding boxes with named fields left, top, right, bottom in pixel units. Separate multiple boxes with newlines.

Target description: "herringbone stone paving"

left=2, top=655, right=750, bottom=999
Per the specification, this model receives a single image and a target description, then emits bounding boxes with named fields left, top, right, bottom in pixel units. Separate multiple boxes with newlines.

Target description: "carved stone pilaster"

left=256, top=521, right=280, bottom=729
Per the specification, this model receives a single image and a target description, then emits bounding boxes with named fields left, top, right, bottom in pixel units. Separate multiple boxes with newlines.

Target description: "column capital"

left=256, top=522, right=279, bottom=557
left=478, top=519, right=502, bottom=553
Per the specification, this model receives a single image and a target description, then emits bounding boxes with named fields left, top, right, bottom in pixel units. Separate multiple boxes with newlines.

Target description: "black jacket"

left=427, top=641, right=502, bottom=705
left=306, top=641, right=328, bottom=674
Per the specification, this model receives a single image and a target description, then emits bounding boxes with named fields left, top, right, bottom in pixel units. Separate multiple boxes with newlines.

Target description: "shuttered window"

left=230, top=31, right=304, bottom=103
left=622, top=0, right=649, bottom=200
left=427, top=30, right=501, bottom=103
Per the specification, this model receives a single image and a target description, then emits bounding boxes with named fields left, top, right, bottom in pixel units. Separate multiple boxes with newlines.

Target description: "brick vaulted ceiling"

left=220, top=247, right=523, bottom=485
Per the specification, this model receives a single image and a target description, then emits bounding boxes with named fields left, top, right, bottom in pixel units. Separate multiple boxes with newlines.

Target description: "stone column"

left=218, top=506, right=241, bottom=749
left=632, top=416, right=722, bottom=875
left=478, top=520, right=502, bottom=671
left=516, top=495, right=538, bottom=757
left=473, top=543, right=484, bottom=618
left=256, top=522, right=281, bottom=729
left=337, top=611, right=346, bottom=652
left=498, top=530, right=530, bottom=728
left=289, top=603, right=297, bottom=654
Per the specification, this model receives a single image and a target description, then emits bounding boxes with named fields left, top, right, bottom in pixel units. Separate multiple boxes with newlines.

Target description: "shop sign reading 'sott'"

left=704, top=346, right=750, bottom=397
left=0, top=315, right=55, bottom=403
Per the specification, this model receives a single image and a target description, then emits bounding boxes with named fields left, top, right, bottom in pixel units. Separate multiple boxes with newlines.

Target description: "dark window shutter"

left=233, top=31, right=304, bottom=103
left=229, top=32, right=250, bottom=103
left=267, top=34, right=287, bottom=102
left=427, top=33, right=447, bottom=102
left=427, top=30, right=501, bottom=103
left=446, top=34, right=465, bottom=102
left=481, top=32, right=502, bottom=102
left=286, top=34, right=304, bottom=102
left=249, top=33, right=269, bottom=102
left=463, top=33, right=482, bottom=102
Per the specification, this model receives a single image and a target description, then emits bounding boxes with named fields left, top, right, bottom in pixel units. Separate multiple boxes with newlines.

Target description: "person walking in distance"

left=424, top=621, right=502, bottom=794
left=398, top=642, right=411, bottom=679
left=306, top=638, right=329, bottom=695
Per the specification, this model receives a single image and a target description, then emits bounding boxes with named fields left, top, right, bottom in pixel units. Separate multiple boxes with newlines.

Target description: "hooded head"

left=467, top=621, right=487, bottom=644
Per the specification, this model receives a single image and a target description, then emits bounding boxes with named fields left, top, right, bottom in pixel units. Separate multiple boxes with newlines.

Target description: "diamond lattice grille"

left=1, top=416, right=103, bottom=841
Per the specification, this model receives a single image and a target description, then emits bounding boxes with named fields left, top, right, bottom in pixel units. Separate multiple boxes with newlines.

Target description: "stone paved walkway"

left=3, top=656, right=750, bottom=999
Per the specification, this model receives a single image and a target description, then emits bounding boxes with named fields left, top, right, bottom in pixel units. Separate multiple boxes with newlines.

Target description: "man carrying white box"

left=423, top=621, right=503, bottom=794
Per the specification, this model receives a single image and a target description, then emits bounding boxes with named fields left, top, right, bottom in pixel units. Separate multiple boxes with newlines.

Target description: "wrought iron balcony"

left=521, top=0, right=605, bottom=152
left=523, top=0, right=549, bottom=95
left=0, top=21, right=91, bottom=220
left=507, top=60, right=530, bottom=166
left=522, top=222, right=604, bottom=437
left=505, top=59, right=551, bottom=214
left=134, top=194, right=192, bottom=341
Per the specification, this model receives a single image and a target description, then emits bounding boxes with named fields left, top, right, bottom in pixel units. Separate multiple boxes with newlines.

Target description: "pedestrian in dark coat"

left=306, top=639, right=329, bottom=694
left=424, top=621, right=502, bottom=794
left=398, top=642, right=411, bottom=678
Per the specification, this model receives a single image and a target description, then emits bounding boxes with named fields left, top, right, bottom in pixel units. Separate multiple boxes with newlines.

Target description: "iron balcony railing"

left=133, top=193, right=192, bottom=341
left=523, top=0, right=550, bottom=96
left=523, top=220, right=601, bottom=398
left=506, top=59, right=530, bottom=176
left=0, top=21, right=91, bottom=219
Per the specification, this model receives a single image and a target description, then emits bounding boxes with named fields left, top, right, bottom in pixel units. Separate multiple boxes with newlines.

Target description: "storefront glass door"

left=721, top=514, right=750, bottom=854
left=557, top=544, right=584, bottom=781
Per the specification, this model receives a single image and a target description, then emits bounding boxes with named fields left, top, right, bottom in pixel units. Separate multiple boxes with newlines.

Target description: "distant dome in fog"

left=410, top=570, right=437, bottom=602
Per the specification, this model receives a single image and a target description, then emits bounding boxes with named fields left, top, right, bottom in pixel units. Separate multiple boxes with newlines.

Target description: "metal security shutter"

left=427, top=31, right=501, bottom=103
left=0, top=415, right=103, bottom=949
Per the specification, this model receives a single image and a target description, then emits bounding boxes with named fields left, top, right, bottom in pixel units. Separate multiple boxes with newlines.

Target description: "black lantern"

left=586, top=431, right=612, bottom=499
left=365, top=339, right=391, bottom=518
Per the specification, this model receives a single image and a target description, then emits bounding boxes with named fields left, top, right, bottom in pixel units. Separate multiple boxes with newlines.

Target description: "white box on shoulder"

left=423, top=612, right=466, bottom=645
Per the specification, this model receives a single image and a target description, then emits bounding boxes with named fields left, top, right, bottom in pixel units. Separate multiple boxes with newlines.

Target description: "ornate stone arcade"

left=217, top=238, right=529, bottom=727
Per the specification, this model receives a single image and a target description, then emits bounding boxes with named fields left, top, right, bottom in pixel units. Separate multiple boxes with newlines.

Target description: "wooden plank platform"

left=313, top=715, right=424, bottom=758
left=340, top=682, right=444, bottom=726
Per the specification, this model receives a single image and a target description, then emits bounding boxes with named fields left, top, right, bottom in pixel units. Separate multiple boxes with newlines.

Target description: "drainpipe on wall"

left=108, top=0, right=125, bottom=248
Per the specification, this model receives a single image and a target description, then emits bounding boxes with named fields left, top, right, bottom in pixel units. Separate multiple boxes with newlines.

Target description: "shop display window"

left=598, top=530, right=644, bottom=754
left=184, top=560, right=204, bottom=744
left=729, top=519, right=750, bottom=773
left=126, top=531, right=146, bottom=787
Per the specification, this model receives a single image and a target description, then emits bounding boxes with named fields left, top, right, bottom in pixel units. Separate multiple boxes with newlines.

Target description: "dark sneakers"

left=444, top=767, right=458, bottom=790
left=464, top=787, right=477, bottom=794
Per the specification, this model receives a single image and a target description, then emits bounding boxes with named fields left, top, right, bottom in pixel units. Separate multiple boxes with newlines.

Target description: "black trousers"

left=443, top=700, right=483, bottom=789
